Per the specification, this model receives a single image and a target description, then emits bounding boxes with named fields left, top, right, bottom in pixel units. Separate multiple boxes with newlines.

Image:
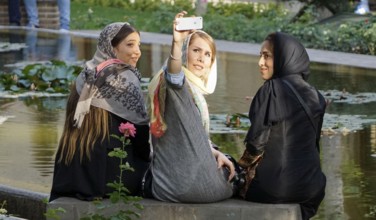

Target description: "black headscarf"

left=245, top=32, right=321, bottom=146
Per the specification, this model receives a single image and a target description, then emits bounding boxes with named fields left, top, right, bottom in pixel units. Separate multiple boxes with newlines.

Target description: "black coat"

left=243, top=32, right=326, bottom=219
left=49, top=113, right=150, bottom=201
left=246, top=77, right=326, bottom=202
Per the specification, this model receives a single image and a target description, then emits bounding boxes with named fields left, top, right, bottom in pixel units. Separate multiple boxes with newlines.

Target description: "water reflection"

left=26, top=97, right=66, bottom=177
left=1, top=28, right=376, bottom=220
left=310, top=63, right=376, bottom=94
left=24, top=29, right=76, bottom=62
left=316, top=127, right=376, bottom=220
left=0, top=97, right=65, bottom=192
left=1, top=29, right=77, bottom=71
left=207, top=52, right=264, bottom=114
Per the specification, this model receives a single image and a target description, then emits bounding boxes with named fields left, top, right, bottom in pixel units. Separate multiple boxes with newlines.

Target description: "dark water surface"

left=1, top=28, right=376, bottom=220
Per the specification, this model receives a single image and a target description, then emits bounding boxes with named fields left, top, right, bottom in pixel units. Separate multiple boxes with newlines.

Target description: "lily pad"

left=0, top=42, right=27, bottom=52
left=322, top=89, right=376, bottom=104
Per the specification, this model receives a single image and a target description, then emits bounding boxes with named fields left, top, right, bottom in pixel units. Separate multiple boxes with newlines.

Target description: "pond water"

left=1, top=28, right=376, bottom=220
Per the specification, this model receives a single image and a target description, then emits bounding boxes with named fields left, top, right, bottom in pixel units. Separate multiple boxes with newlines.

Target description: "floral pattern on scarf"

left=73, top=22, right=148, bottom=128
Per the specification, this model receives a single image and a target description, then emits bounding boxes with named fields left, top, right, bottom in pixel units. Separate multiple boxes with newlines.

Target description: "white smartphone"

left=176, top=17, right=203, bottom=31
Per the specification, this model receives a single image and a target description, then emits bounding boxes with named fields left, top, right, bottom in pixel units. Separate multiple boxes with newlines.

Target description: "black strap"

left=141, top=164, right=154, bottom=198
left=282, top=80, right=316, bottom=134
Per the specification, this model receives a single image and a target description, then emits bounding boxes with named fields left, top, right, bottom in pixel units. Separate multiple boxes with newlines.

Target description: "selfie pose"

left=238, top=32, right=326, bottom=220
left=145, top=11, right=235, bottom=203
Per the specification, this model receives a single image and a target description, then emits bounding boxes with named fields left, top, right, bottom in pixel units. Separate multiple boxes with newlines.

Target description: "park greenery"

left=70, top=0, right=376, bottom=55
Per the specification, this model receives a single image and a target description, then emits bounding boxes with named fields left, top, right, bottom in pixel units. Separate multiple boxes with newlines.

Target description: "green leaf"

left=109, top=193, right=120, bottom=203
left=17, top=79, right=31, bottom=88
left=133, top=203, right=144, bottom=210
left=10, top=85, right=21, bottom=91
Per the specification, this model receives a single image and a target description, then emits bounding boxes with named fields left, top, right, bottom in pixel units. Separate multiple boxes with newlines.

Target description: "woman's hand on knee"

left=215, top=151, right=236, bottom=181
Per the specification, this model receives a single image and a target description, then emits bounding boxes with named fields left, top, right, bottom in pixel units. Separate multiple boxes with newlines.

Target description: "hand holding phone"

left=176, top=17, right=203, bottom=31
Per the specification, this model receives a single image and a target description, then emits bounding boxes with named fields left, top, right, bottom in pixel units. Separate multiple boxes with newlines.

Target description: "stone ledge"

left=0, top=185, right=47, bottom=220
left=0, top=184, right=302, bottom=220
left=48, top=197, right=302, bottom=220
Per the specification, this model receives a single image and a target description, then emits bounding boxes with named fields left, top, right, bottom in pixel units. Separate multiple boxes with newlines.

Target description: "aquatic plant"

left=225, top=113, right=249, bottom=129
left=44, top=199, right=66, bottom=220
left=0, top=200, right=7, bottom=216
left=0, top=60, right=82, bottom=94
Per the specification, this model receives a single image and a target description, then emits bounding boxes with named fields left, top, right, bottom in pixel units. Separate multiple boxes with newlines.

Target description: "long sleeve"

left=245, top=126, right=270, bottom=156
left=238, top=127, right=269, bottom=168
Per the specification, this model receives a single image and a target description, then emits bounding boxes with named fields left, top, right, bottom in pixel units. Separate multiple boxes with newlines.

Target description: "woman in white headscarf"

left=146, top=11, right=235, bottom=203
left=50, top=22, right=150, bottom=201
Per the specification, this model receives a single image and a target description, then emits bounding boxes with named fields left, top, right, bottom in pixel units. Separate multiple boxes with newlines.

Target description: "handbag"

left=237, top=150, right=263, bottom=199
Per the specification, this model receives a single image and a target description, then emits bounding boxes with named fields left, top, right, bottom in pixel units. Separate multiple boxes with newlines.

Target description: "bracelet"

left=170, top=53, right=181, bottom=61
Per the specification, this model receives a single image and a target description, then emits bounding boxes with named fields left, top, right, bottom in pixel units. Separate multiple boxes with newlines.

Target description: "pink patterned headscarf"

left=73, top=22, right=149, bottom=128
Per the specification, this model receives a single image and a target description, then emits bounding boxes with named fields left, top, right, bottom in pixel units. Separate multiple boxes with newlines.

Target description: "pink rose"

left=119, top=122, right=136, bottom=138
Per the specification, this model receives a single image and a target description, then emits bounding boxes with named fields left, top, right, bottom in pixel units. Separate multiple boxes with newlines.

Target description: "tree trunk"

left=195, top=0, right=208, bottom=16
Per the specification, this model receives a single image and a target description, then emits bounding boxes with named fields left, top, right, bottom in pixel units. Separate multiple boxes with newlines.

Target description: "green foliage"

left=203, top=6, right=288, bottom=43
left=363, top=19, right=376, bottom=55
left=72, top=0, right=131, bottom=8
left=280, top=0, right=352, bottom=14
left=282, top=16, right=376, bottom=55
left=0, top=200, right=7, bottom=215
left=207, top=1, right=257, bottom=19
left=127, top=0, right=195, bottom=33
left=69, top=0, right=376, bottom=55
left=365, top=205, right=376, bottom=218
left=44, top=206, right=66, bottom=220
left=43, top=198, right=66, bottom=220
left=207, top=1, right=286, bottom=20
left=204, top=1, right=288, bottom=42
left=0, top=61, right=82, bottom=94
left=293, top=4, right=321, bottom=24
left=129, top=0, right=193, bottom=12
left=144, top=9, right=176, bottom=33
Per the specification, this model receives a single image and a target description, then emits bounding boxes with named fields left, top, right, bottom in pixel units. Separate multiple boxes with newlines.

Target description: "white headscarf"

left=149, top=30, right=217, bottom=137
left=181, top=30, right=217, bottom=95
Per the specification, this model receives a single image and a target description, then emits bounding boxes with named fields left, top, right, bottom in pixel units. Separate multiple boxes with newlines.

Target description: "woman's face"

left=113, top=32, right=141, bottom=68
left=258, top=40, right=274, bottom=80
left=187, top=37, right=212, bottom=79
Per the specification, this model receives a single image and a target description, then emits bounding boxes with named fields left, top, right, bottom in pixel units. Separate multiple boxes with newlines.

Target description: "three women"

left=49, top=14, right=326, bottom=220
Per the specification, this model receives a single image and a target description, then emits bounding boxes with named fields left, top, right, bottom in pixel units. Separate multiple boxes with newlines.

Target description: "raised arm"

left=167, top=11, right=194, bottom=74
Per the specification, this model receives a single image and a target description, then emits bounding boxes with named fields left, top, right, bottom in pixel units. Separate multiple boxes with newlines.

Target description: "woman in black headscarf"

left=238, top=32, right=326, bottom=220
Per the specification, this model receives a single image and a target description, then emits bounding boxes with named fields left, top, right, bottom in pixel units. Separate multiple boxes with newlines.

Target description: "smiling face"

left=187, top=36, right=214, bottom=80
left=258, top=40, right=274, bottom=80
left=113, top=32, right=141, bottom=68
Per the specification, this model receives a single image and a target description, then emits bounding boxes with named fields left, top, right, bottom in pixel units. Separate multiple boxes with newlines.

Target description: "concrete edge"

left=0, top=184, right=302, bottom=220
left=62, top=31, right=376, bottom=70
left=0, top=185, right=48, bottom=220
left=47, top=197, right=302, bottom=220
left=1, top=26, right=375, bottom=70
